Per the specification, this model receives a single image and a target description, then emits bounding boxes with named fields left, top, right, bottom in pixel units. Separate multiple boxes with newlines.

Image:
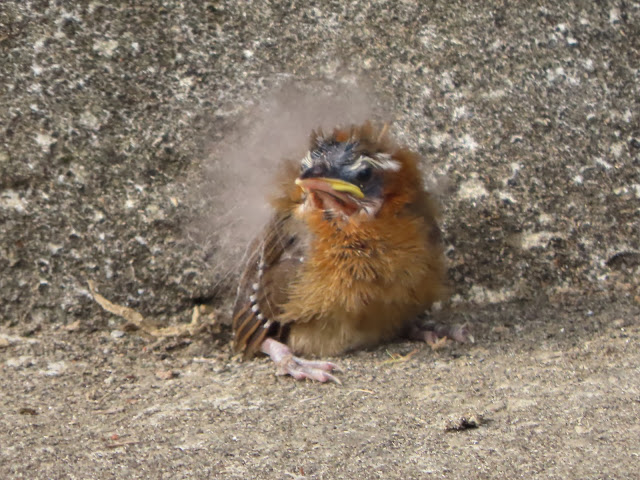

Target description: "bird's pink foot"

left=407, top=322, right=474, bottom=346
left=260, top=338, right=341, bottom=384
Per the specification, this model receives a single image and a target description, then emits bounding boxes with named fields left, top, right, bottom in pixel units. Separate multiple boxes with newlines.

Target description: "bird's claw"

left=276, top=356, right=342, bottom=384
left=410, top=322, right=474, bottom=346
left=444, top=323, right=474, bottom=344
left=261, top=338, right=342, bottom=384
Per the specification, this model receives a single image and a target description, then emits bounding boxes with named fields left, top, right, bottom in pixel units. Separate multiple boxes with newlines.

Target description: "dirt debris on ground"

left=2, top=298, right=639, bottom=479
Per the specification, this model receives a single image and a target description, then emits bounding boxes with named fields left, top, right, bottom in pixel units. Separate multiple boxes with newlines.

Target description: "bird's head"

left=294, top=123, right=422, bottom=219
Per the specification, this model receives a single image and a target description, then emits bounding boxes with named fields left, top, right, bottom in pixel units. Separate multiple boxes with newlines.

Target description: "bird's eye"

left=355, top=165, right=373, bottom=183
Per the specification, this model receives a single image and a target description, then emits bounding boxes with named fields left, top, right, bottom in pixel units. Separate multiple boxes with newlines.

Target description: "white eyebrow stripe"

left=349, top=154, right=401, bottom=172
left=346, top=158, right=365, bottom=171
left=371, top=153, right=401, bottom=171
left=300, top=151, right=313, bottom=169
left=374, top=155, right=401, bottom=172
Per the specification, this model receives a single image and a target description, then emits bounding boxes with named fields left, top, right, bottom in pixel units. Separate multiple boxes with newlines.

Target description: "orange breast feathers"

left=232, top=123, right=447, bottom=358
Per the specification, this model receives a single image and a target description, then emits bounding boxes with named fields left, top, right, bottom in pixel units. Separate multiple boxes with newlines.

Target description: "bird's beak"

left=295, top=177, right=365, bottom=199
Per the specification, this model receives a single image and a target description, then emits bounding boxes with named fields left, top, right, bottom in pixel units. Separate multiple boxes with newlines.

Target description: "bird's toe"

left=279, top=357, right=342, bottom=384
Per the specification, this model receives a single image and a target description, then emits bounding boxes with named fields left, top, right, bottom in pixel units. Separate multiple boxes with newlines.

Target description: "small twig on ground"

left=87, top=280, right=215, bottom=338
left=345, top=389, right=375, bottom=395
left=93, top=408, right=125, bottom=415
left=380, top=348, right=419, bottom=365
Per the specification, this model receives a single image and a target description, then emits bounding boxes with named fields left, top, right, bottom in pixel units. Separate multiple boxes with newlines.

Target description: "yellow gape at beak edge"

left=295, top=177, right=365, bottom=199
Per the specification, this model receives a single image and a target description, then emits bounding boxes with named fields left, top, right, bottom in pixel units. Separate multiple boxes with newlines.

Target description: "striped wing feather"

left=231, top=212, right=309, bottom=356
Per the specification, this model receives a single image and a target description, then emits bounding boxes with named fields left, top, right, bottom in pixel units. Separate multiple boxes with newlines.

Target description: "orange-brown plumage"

left=232, top=123, right=450, bottom=382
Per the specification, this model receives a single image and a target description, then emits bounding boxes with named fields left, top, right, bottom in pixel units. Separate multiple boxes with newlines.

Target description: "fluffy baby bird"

left=232, top=123, right=465, bottom=383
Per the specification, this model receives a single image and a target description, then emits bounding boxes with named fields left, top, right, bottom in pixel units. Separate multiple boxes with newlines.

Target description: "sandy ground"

left=2, top=296, right=639, bottom=479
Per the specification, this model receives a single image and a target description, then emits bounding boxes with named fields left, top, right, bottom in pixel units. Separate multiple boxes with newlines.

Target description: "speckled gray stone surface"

left=2, top=1, right=637, bottom=326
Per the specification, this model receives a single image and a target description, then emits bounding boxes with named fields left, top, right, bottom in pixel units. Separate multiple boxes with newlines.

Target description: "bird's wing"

left=232, top=211, right=310, bottom=356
